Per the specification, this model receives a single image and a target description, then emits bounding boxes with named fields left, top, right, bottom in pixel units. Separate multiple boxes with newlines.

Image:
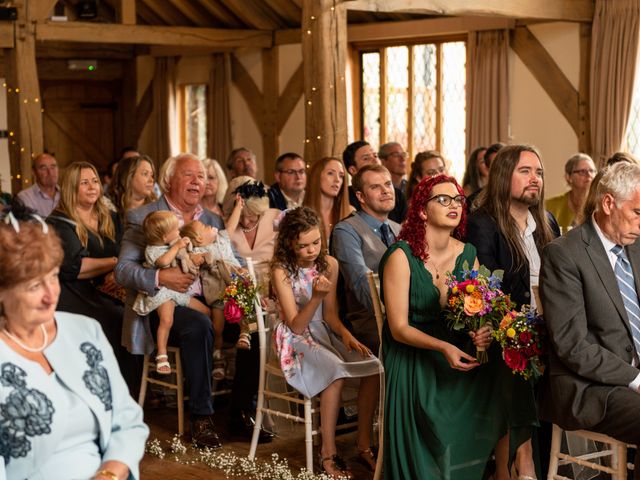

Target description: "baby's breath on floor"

left=144, top=438, right=342, bottom=479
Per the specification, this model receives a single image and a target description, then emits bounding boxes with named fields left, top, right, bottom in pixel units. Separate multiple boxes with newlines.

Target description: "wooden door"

left=41, top=80, right=122, bottom=173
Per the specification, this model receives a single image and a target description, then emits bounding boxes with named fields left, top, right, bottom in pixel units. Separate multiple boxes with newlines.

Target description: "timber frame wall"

left=2, top=0, right=594, bottom=192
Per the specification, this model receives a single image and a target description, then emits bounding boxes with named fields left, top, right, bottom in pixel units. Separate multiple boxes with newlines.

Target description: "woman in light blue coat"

left=0, top=205, right=148, bottom=480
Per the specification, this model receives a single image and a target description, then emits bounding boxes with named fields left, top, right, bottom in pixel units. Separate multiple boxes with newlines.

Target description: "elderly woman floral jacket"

left=0, top=312, right=149, bottom=480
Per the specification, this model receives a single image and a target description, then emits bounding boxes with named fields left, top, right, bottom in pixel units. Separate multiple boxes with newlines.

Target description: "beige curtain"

left=208, top=53, right=232, bottom=164
left=465, top=30, right=509, bottom=156
left=151, top=56, right=179, bottom=168
left=590, top=0, right=640, bottom=167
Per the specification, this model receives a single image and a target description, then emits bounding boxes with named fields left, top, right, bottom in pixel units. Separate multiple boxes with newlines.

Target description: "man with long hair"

left=466, top=144, right=560, bottom=478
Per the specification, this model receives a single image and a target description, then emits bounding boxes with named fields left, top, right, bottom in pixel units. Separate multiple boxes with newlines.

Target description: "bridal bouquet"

left=221, top=273, right=259, bottom=325
left=493, top=306, right=546, bottom=380
left=444, top=261, right=512, bottom=363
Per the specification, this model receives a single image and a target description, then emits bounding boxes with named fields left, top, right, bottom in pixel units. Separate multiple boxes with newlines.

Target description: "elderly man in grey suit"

left=115, top=153, right=224, bottom=449
left=540, top=161, right=640, bottom=477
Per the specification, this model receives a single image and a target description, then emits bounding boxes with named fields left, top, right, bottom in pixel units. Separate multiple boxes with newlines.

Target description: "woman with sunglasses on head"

left=379, top=175, right=518, bottom=480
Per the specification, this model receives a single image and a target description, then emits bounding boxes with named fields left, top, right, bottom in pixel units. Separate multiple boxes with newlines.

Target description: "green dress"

left=380, top=241, right=536, bottom=480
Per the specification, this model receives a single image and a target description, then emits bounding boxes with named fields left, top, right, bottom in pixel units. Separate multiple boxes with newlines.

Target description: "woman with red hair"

left=379, top=175, right=517, bottom=480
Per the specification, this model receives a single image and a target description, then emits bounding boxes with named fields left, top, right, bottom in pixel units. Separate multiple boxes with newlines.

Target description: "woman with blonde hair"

left=47, top=161, right=133, bottom=388
left=201, top=158, right=228, bottom=217
left=303, top=157, right=353, bottom=249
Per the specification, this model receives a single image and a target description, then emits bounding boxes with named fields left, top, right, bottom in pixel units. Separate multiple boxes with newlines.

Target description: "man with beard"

left=465, top=144, right=559, bottom=479
left=332, top=164, right=399, bottom=353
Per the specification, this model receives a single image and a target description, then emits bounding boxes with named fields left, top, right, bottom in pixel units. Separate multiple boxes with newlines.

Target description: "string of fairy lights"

left=301, top=1, right=348, bottom=153
left=2, top=80, right=45, bottom=186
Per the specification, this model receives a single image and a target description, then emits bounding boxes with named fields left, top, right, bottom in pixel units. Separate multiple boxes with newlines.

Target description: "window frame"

left=353, top=33, right=467, bottom=167
left=178, top=83, right=208, bottom=158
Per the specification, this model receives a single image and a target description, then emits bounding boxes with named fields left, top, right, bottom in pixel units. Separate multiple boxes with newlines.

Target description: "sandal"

left=319, top=454, right=353, bottom=479
left=212, top=350, right=226, bottom=381
left=236, top=332, right=251, bottom=350
left=155, top=354, right=171, bottom=375
left=355, top=447, right=377, bottom=472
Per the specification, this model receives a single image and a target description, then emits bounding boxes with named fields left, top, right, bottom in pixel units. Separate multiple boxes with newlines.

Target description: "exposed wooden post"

left=302, top=0, right=348, bottom=162
left=118, top=0, right=136, bottom=25
left=578, top=23, right=592, bottom=155
left=262, top=48, right=279, bottom=183
left=5, top=2, right=44, bottom=193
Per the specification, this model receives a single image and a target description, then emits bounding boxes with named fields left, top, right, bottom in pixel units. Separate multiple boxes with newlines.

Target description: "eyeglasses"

left=572, top=168, right=596, bottom=177
left=426, top=194, right=466, bottom=207
left=280, top=169, right=306, bottom=176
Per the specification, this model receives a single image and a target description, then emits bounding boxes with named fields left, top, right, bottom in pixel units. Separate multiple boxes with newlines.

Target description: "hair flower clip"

left=233, top=180, right=268, bottom=199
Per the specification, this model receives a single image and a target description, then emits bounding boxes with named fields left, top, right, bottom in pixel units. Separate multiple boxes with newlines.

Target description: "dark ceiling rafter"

left=138, top=0, right=192, bottom=26
left=166, top=0, right=220, bottom=28
left=264, top=0, right=302, bottom=28
left=194, top=0, right=244, bottom=29
left=222, top=0, right=282, bottom=29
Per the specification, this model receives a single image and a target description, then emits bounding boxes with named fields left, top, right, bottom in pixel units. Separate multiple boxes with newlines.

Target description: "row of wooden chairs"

left=137, top=266, right=637, bottom=479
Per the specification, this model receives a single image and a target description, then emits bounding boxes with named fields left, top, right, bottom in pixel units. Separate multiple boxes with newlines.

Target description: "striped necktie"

left=611, top=244, right=640, bottom=358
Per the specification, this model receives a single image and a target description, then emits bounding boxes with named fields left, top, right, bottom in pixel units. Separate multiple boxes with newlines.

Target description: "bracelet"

left=95, top=470, right=118, bottom=480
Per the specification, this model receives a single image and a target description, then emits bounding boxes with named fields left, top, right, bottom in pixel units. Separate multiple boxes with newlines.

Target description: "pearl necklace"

left=2, top=324, right=48, bottom=353
left=241, top=222, right=259, bottom=233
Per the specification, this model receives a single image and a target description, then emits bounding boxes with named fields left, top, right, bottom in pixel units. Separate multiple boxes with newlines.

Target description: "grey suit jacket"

left=114, top=197, right=224, bottom=354
left=539, top=219, right=640, bottom=429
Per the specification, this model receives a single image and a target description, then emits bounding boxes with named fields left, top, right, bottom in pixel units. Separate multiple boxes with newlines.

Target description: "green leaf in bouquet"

left=492, top=269, right=505, bottom=281
left=477, top=265, right=491, bottom=278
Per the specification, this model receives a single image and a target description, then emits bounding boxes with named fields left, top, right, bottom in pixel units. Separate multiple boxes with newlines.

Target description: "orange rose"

left=500, top=314, right=514, bottom=330
left=463, top=295, right=484, bottom=315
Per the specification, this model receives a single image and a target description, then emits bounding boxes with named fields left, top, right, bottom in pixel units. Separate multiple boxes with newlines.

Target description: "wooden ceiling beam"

left=165, top=0, right=218, bottom=27
left=30, top=0, right=59, bottom=21
left=510, top=26, right=580, bottom=135
left=138, top=0, right=191, bottom=25
left=265, top=0, right=302, bottom=27
left=349, top=16, right=515, bottom=44
left=118, top=0, right=136, bottom=24
left=35, top=22, right=273, bottom=48
left=194, top=0, right=243, bottom=28
left=0, top=23, right=14, bottom=48
left=36, top=41, right=135, bottom=59
left=223, top=0, right=281, bottom=29
left=135, top=1, right=165, bottom=25
left=344, top=0, right=594, bottom=22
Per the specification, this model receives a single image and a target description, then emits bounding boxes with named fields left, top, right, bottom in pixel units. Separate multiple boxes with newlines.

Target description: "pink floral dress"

left=274, top=266, right=381, bottom=398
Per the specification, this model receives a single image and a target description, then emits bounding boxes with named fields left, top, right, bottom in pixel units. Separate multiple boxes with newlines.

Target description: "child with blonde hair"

left=133, top=210, right=210, bottom=374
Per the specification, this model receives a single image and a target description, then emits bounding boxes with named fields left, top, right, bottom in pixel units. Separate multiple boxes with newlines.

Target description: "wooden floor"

left=140, top=391, right=375, bottom=479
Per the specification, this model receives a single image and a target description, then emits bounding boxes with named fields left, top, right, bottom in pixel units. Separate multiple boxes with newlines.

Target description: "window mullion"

left=436, top=42, right=443, bottom=153
left=408, top=45, right=414, bottom=164
left=380, top=48, right=387, bottom=147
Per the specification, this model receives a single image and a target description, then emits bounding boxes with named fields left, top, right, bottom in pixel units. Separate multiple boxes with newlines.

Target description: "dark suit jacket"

left=466, top=209, right=560, bottom=308
left=114, top=196, right=224, bottom=354
left=268, top=182, right=288, bottom=210
left=539, top=219, right=640, bottom=429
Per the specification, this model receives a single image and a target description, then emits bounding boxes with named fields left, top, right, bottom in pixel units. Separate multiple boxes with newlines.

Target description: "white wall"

left=509, top=22, right=581, bottom=197
left=0, top=79, right=10, bottom=194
